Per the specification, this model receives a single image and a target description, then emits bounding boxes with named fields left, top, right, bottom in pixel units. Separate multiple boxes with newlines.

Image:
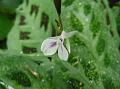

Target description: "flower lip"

left=41, top=37, right=59, bottom=56
left=50, top=41, right=57, bottom=47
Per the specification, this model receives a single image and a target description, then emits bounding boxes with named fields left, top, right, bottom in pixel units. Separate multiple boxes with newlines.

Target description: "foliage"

left=0, top=0, right=120, bottom=89
left=7, top=0, right=57, bottom=55
left=0, top=0, right=21, bottom=40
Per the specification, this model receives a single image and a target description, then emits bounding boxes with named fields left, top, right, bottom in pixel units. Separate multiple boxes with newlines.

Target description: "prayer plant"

left=0, top=0, right=120, bottom=89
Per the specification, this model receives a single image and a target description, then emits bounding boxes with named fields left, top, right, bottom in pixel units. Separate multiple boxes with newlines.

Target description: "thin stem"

left=58, top=15, right=63, bottom=31
left=55, top=15, right=63, bottom=36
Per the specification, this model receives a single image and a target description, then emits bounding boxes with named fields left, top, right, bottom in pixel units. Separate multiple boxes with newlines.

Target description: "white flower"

left=41, top=31, right=78, bottom=61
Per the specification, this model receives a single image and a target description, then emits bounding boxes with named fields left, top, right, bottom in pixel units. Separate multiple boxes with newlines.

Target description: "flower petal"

left=58, top=44, right=68, bottom=61
left=60, top=31, right=66, bottom=39
left=41, top=37, right=58, bottom=55
left=64, top=31, right=78, bottom=38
